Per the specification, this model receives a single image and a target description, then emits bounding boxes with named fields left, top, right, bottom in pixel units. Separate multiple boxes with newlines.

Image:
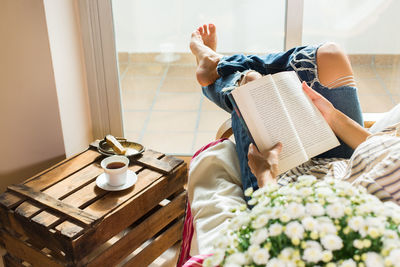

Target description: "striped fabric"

left=277, top=123, right=400, bottom=205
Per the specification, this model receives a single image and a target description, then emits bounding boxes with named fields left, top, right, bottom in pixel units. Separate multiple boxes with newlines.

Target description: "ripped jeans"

left=202, top=45, right=364, bottom=194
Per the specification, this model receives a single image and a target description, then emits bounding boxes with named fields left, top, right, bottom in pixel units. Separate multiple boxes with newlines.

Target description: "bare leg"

left=317, top=42, right=356, bottom=88
left=190, top=24, right=223, bottom=86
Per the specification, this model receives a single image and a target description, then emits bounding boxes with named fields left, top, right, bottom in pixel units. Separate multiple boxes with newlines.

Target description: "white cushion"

left=369, top=104, right=400, bottom=133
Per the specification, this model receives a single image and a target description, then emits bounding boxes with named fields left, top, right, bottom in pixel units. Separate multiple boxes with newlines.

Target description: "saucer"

left=96, top=170, right=137, bottom=191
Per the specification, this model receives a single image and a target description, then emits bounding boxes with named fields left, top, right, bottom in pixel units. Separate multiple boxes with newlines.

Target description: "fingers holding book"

left=302, top=81, right=336, bottom=126
left=248, top=142, right=282, bottom=188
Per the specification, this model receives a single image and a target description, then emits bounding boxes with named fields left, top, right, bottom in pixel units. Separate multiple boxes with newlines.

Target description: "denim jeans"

left=202, top=45, right=364, bottom=195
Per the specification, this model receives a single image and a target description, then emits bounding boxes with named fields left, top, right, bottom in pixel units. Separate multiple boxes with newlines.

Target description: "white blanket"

left=188, top=140, right=246, bottom=255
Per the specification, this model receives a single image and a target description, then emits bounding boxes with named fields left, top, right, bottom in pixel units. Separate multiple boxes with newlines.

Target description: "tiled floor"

left=119, top=52, right=400, bottom=155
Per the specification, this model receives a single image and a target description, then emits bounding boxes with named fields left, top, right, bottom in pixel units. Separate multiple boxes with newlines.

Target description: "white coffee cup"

left=100, top=155, right=129, bottom=187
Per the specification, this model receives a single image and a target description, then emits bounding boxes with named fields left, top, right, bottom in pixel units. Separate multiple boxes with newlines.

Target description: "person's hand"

left=248, top=142, right=282, bottom=187
left=302, top=81, right=336, bottom=127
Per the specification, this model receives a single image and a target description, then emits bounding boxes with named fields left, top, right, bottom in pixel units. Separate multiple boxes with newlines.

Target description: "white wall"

left=113, top=0, right=400, bottom=54
left=0, top=0, right=93, bottom=193
left=0, top=0, right=65, bottom=192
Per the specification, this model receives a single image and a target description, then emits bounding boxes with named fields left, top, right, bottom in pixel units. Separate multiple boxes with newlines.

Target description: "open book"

left=228, top=71, right=340, bottom=174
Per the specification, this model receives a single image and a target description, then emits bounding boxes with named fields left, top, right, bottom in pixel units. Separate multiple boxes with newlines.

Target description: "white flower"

left=252, top=247, right=269, bottom=265
left=306, top=203, right=325, bottom=216
left=298, top=175, right=317, bottom=185
left=204, top=249, right=225, bottom=267
left=348, top=216, right=364, bottom=232
left=318, top=222, right=337, bottom=235
left=353, top=239, right=364, bottom=249
left=316, top=187, right=334, bottom=197
left=250, top=228, right=268, bottom=245
left=225, top=252, right=247, bottom=265
left=364, top=252, right=384, bottom=267
left=321, top=234, right=343, bottom=251
left=244, top=187, right=254, bottom=197
left=384, top=229, right=399, bottom=239
left=321, top=250, right=333, bottom=262
left=266, top=258, right=286, bottom=267
left=388, top=249, right=400, bottom=266
left=269, top=223, right=283, bottom=236
left=280, top=212, right=291, bottom=223
left=285, top=221, right=305, bottom=240
left=326, top=203, right=345, bottom=219
left=287, top=202, right=305, bottom=219
left=299, top=187, right=313, bottom=197
left=280, top=247, right=295, bottom=260
left=303, top=246, right=322, bottom=263
left=248, top=244, right=260, bottom=256
left=252, top=214, right=269, bottom=229
left=302, top=217, right=318, bottom=231
left=306, top=240, right=323, bottom=250
left=340, top=259, right=356, bottom=267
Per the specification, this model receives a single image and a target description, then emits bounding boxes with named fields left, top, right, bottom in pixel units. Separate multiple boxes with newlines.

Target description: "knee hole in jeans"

left=238, top=70, right=262, bottom=86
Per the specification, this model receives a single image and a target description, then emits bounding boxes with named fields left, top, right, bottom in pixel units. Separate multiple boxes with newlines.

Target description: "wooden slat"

left=0, top=192, right=24, bottom=209
left=86, top=192, right=186, bottom=267
left=1, top=230, right=64, bottom=267
left=61, top=164, right=143, bottom=208
left=133, top=151, right=183, bottom=174
left=2, top=253, right=25, bottom=267
left=7, top=184, right=99, bottom=226
left=43, top=164, right=103, bottom=199
left=14, top=202, right=42, bottom=219
left=83, top=168, right=164, bottom=218
left=71, top=164, right=187, bottom=261
left=55, top=221, right=84, bottom=239
left=24, top=150, right=101, bottom=191
left=122, top=219, right=184, bottom=267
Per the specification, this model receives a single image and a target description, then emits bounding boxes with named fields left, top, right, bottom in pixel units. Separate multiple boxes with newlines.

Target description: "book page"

left=271, top=71, right=340, bottom=158
left=232, top=75, right=308, bottom=174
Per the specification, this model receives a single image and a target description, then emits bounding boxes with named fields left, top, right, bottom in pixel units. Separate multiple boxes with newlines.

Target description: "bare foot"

left=198, top=24, right=217, bottom=51
left=190, top=27, right=222, bottom=86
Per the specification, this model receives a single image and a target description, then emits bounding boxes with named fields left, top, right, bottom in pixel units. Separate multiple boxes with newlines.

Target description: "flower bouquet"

left=204, top=175, right=400, bottom=267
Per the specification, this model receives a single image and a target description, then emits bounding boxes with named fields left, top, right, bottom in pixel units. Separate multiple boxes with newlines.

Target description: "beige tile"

left=352, top=65, right=376, bottom=80
left=201, top=97, right=222, bottom=111
left=166, top=65, right=197, bottom=78
left=121, top=76, right=161, bottom=92
left=385, top=79, right=400, bottom=95
left=118, top=52, right=129, bottom=63
left=146, top=111, right=198, bottom=132
left=356, top=78, right=386, bottom=94
left=153, top=93, right=201, bottom=111
left=118, top=63, right=128, bottom=75
left=193, top=132, right=217, bottom=152
left=374, top=54, right=400, bottom=66
left=172, top=53, right=196, bottom=65
left=141, top=132, right=194, bottom=154
left=358, top=93, right=394, bottom=113
left=348, top=55, right=372, bottom=65
left=123, top=111, right=148, bottom=132
left=124, top=131, right=141, bottom=142
left=129, top=53, right=159, bottom=63
left=376, top=66, right=400, bottom=80
left=125, top=64, right=166, bottom=76
left=122, top=90, right=156, bottom=110
left=160, top=77, right=200, bottom=93
left=391, top=95, right=400, bottom=105
left=198, top=111, right=231, bottom=131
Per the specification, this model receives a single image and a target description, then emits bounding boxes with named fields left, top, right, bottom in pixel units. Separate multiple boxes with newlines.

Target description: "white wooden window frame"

left=78, top=0, right=303, bottom=140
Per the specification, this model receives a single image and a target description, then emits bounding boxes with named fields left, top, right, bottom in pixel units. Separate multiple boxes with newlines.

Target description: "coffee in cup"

left=100, top=155, right=129, bottom=186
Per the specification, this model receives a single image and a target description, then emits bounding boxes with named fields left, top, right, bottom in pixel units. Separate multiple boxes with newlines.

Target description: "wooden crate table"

left=0, top=147, right=187, bottom=266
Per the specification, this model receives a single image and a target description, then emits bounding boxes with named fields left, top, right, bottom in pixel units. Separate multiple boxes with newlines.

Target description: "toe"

left=209, top=23, right=216, bottom=34
left=203, top=24, right=208, bottom=34
left=198, top=26, right=204, bottom=35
